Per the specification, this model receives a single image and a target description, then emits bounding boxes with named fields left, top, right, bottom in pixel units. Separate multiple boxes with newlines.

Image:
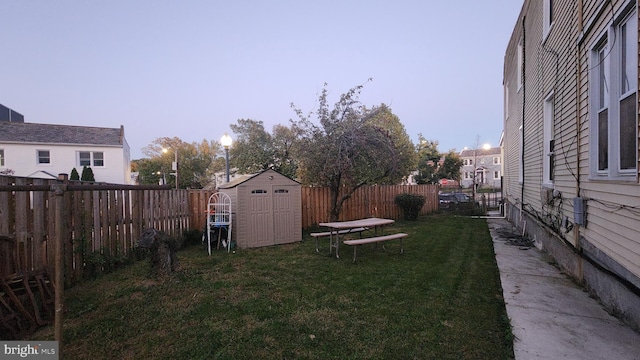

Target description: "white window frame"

left=37, top=150, right=51, bottom=165
left=78, top=151, right=105, bottom=168
left=494, top=171, right=501, bottom=180
left=517, top=40, right=523, bottom=91
left=543, top=91, right=555, bottom=187
left=493, top=157, right=501, bottom=165
left=519, top=125, right=524, bottom=184
left=589, top=6, right=638, bottom=180
left=0, top=149, right=4, bottom=167
left=504, top=82, right=510, bottom=120
left=543, top=0, right=555, bottom=40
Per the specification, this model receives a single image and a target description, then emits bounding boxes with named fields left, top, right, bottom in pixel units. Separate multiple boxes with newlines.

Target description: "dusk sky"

left=1, top=1, right=524, bottom=160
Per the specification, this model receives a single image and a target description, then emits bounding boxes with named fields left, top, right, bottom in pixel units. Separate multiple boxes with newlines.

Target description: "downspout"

left=574, top=0, right=583, bottom=251
left=521, top=16, right=527, bottom=207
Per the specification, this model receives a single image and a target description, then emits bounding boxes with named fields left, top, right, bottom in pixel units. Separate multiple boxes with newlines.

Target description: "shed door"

left=248, top=188, right=273, bottom=247
left=273, top=186, right=296, bottom=245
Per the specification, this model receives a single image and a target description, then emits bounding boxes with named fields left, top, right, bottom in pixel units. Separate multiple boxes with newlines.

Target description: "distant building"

left=0, top=117, right=131, bottom=184
left=0, top=103, right=25, bottom=123
left=459, top=147, right=502, bottom=189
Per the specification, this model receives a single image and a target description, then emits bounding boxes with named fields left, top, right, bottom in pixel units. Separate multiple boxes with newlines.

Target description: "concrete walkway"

left=487, top=217, right=640, bottom=360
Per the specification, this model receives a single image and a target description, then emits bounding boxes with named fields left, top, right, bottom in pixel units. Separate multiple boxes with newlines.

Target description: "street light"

left=156, top=171, right=166, bottom=185
left=162, top=147, right=179, bottom=190
left=220, top=133, right=233, bottom=183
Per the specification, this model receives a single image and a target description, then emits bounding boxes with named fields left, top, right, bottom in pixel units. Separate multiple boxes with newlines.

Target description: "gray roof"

left=459, top=147, right=501, bottom=157
left=0, top=122, right=125, bottom=146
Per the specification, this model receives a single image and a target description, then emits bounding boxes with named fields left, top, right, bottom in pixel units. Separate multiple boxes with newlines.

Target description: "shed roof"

left=0, top=122, right=125, bottom=146
left=217, top=169, right=300, bottom=189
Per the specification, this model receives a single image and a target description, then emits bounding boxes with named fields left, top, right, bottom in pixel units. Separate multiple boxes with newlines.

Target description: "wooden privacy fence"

left=2, top=179, right=439, bottom=279
left=188, top=184, right=439, bottom=230
left=301, top=184, right=439, bottom=226
left=0, top=176, right=190, bottom=285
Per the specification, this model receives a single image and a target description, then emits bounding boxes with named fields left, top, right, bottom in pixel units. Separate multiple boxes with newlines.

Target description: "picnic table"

left=314, top=217, right=407, bottom=262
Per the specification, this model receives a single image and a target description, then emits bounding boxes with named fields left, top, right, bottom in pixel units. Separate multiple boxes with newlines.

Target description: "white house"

left=459, top=147, right=502, bottom=189
left=0, top=120, right=131, bottom=184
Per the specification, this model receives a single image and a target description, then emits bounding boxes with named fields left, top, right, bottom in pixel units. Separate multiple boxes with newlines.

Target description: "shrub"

left=70, top=168, right=80, bottom=180
left=182, top=229, right=202, bottom=247
left=394, top=193, right=426, bottom=220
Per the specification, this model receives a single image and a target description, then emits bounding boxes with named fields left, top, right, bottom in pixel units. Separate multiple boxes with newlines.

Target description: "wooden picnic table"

left=317, top=217, right=398, bottom=259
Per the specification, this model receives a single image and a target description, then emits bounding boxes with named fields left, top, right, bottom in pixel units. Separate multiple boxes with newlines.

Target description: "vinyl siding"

left=504, top=0, right=640, bottom=297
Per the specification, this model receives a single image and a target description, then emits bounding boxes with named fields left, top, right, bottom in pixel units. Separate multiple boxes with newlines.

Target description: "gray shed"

left=218, top=169, right=302, bottom=248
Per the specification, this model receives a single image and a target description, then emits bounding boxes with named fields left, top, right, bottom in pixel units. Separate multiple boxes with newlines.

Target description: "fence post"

left=51, top=175, right=67, bottom=352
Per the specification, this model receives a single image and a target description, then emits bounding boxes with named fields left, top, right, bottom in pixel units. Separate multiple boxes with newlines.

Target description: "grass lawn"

left=30, top=214, right=514, bottom=359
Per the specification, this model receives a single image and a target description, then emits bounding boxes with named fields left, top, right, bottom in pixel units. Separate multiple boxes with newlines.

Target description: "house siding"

left=504, top=0, right=640, bottom=330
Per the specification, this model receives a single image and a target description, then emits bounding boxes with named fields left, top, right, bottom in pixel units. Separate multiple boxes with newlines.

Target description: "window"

left=79, top=151, right=105, bottom=167
left=504, top=82, right=510, bottom=119
left=93, top=152, right=104, bottom=167
left=37, top=150, right=50, bottom=164
left=590, top=8, right=637, bottom=179
left=544, top=0, right=555, bottom=38
left=493, top=157, right=501, bottom=165
left=544, top=92, right=555, bottom=186
left=494, top=171, right=501, bottom=180
left=517, top=39, right=523, bottom=90
left=0, top=149, right=4, bottom=167
left=274, top=189, right=289, bottom=194
left=79, top=152, right=91, bottom=166
left=251, top=189, right=267, bottom=194
left=519, top=125, right=523, bottom=183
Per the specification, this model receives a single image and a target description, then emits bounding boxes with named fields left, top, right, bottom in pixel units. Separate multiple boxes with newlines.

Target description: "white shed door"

left=273, top=186, right=296, bottom=245
left=248, top=188, right=273, bottom=247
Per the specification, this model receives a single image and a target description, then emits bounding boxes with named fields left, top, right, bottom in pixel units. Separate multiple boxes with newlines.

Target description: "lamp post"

left=220, top=133, right=233, bottom=183
left=163, top=147, right=179, bottom=190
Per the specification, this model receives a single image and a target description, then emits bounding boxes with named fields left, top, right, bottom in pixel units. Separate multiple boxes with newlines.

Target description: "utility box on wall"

left=218, top=169, right=302, bottom=249
left=573, top=197, right=586, bottom=226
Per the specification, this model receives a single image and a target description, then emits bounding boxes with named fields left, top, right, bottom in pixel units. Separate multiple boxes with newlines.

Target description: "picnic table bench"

left=343, top=233, right=408, bottom=263
left=310, top=227, right=368, bottom=253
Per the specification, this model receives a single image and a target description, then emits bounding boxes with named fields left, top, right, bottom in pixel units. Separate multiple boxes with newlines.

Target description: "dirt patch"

left=495, top=228, right=534, bottom=248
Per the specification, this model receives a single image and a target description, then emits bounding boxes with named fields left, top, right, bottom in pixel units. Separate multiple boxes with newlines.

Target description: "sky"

left=1, top=1, right=524, bottom=160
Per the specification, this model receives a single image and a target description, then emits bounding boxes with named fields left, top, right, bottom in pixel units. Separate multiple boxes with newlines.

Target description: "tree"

left=437, top=150, right=463, bottom=181
left=70, top=168, right=80, bottom=180
left=81, top=166, right=95, bottom=182
left=140, top=137, right=223, bottom=188
left=270, top=124, right=300, bottom=179
left=414, top=135, right=441, bottom=184
left=228, top=119, right=299, bottom=179
left=292, top=82, right=414, bottom=221
left=365, top=104, right=417, bottom=184
left=229, top=119, right=274, bottom=174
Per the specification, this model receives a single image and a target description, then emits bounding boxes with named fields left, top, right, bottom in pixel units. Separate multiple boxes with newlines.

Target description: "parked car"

left=439, top=192, right=478, bottom=208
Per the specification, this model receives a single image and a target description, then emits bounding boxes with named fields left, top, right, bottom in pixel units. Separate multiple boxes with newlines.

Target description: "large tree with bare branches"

left=292, top=82, right=416, bottom=221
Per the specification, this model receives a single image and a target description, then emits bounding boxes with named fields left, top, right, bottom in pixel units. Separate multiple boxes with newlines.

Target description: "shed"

left=218, top=169, right=302, bottom=248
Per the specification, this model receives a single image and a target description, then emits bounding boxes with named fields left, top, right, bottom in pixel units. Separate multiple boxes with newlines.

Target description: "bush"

left=183, top=229, right=203, bottom=247
left=394, top=193, right=426, bottom=221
